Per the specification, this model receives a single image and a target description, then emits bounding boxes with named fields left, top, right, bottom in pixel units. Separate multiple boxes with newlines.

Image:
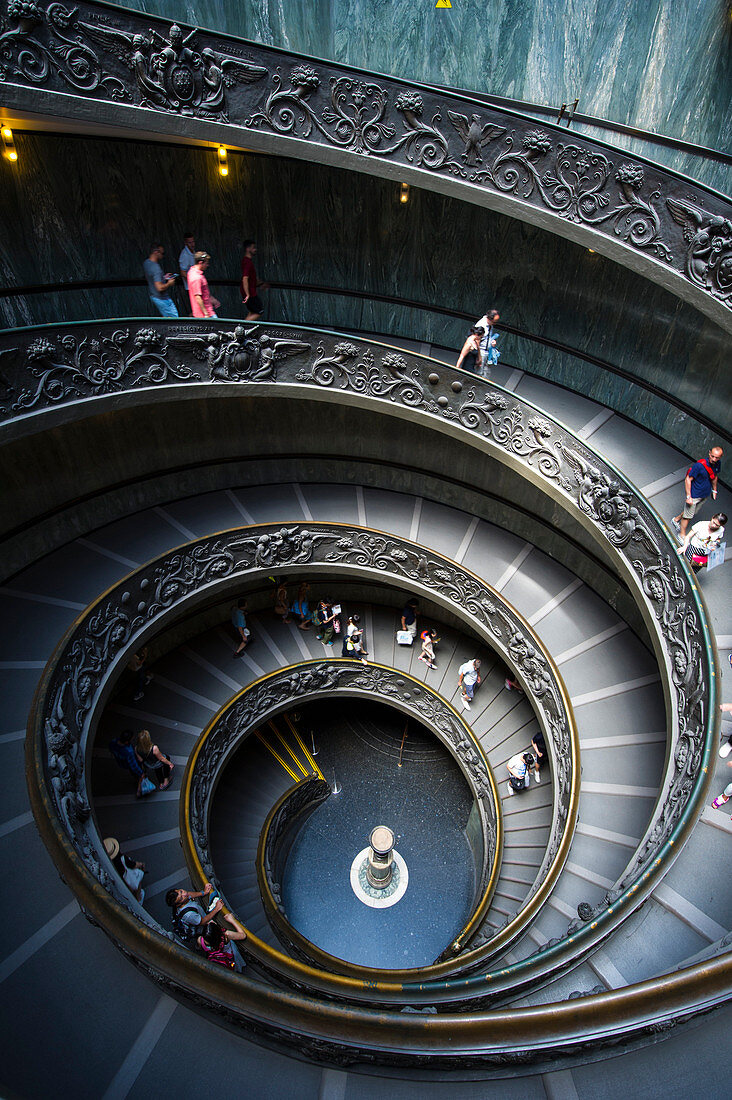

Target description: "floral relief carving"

left=297, top=343, right=426, bottom=406
left=2, top=0, right=731, bottom=308
left=0, top=0, right=129, bottom=97
left=11, top=329, right=200, bottom=413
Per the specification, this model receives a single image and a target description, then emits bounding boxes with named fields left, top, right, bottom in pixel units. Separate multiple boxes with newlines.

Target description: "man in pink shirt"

left=187, top=251, right=220, bottom=318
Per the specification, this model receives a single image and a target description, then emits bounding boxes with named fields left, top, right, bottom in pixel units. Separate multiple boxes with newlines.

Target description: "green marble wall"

left=0, top=132, right=728, bottom=454
left=112, top=0, right=732, bottom=192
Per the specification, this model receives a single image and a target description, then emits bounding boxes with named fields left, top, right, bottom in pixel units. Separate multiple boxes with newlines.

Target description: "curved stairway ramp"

left=2, top=0, right=731, bottom=332
left=0, top=361, right=730, bottom=1092
left=79, top=504, right=666, bottom=988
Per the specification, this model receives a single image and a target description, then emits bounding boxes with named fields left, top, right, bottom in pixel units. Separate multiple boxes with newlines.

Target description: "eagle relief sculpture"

left=448, top=111, right=505, bottom=165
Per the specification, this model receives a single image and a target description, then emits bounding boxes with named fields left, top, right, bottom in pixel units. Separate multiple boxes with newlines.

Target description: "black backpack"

left=173, top=901, right=203, bottom=943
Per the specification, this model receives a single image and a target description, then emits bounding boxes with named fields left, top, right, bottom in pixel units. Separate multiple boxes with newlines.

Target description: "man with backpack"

left=166, top=882, right=223, bottom=943
left=109, top=729, right=144, bottom=798
left=672, top=445, right=723, bottom=540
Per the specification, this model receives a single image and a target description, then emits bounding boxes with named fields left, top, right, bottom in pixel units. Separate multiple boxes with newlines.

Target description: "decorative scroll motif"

left=0, top=0, right=128, bottom=98
left=472, top=139, right=672, bottom=260
left=8, top=329, right=200, bottom=414
left=2, top=0, right=731, bottom=310
left=296, top=343, right=427, bottom=407
left=189, top=661, right=499, bottom=886
left=248, top=76, right=451, bottom=168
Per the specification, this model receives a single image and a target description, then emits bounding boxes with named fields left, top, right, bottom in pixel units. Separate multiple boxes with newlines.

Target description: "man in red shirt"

left=187, top=251, right=220, bottom=318
left=240, top=239, right=269, bottom=320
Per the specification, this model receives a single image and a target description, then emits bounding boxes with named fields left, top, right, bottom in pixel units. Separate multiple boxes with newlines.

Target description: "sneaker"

left=712, top=795, right=729, bottom=809
left=462, top=700, right=471, bottom=712
left=144, top=674, right=153, bottom=685
left=533, top=771, right=541, bottom=783
left=505, top=781, right=514, bottom=797
left=133, top=691, right=144, bottom=702
left=719, top=741, right=732, bottom=758
left=671, top=517, right=681, bottom=533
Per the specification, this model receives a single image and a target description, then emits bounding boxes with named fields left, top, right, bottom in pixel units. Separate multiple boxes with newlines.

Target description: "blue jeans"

left=150, top=296, right=179, bottom=318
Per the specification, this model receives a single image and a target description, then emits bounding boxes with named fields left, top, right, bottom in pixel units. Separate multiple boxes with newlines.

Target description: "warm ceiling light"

left=218, top=145, right=227, bottom=161
left=219, top=165, right=228, bottom=177
left=1, top=125, right=17, bottom=163
left=400, top=182, right=409, bottom=204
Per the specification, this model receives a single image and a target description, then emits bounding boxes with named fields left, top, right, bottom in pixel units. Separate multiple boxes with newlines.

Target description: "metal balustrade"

left=17, top=317, right=725, bottom=1060
left=1, top=0, right=731, bottom=330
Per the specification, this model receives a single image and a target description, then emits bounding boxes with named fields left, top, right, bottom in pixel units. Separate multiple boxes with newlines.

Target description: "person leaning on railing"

left=676, top=512, right=727, bottom=570
left=197, top=912, right=247, bottom=971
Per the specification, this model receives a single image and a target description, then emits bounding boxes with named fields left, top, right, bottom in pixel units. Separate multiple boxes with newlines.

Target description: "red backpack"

left=688, top=458, right=717, bottom=484
left=198, top=934, right=235, bottom=968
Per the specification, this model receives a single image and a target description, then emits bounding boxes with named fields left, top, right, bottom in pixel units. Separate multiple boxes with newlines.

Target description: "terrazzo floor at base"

left=281, top=701, right=477, bottom=968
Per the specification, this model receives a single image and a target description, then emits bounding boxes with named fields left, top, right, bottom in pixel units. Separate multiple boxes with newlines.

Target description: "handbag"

left=140, top=777, right=156, bottom=796
left=509, top=775, right=526, bottom=792
left=396, top=630, right=414, bottom=646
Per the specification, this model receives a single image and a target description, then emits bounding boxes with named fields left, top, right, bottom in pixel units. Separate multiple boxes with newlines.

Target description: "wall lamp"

left=2, top=126, right=17, bottom=163
left=218, top=145, right=228, bottom=176
left=399, top=182, right=409, bottom=204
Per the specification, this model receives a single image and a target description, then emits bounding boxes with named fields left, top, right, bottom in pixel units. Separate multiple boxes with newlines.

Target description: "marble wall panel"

left=111, top=0, right=732, bottom=191
left=0, top=132, right=728, bottom=456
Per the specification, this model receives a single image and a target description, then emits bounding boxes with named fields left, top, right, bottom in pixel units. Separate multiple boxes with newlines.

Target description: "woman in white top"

left=506, top=751, right=536, bottom=796
left=341, top=614, right=368, bottom=663
left=677, top=512, right=726, bottom=567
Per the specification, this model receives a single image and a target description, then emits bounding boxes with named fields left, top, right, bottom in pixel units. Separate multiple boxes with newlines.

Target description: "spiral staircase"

left=0, top=315, right=728, bottom=1097
left=1, top=4, right=732, bottom=1094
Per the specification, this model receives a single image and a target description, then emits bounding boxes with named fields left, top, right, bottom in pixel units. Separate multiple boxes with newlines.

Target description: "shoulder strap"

left=698, top=458, right=716, bottom=482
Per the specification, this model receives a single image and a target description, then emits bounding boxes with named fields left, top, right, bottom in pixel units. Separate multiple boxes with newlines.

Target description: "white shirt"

left=507, top=752, right=529, bottom=778
left=688, top=520, right=725, bottom=550
left=475, top=314, right=497, bottom=356
left=458, top=661, right=479, bottom=686
left=179, top=244, right=196, bottom=277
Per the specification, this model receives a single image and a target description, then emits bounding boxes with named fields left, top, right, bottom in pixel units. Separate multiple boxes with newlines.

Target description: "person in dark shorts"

left=455, top=326, right=485, bottom=373
left=240, top=239, right=269, bottom=320
left=531, top=731, right=547, bottom=778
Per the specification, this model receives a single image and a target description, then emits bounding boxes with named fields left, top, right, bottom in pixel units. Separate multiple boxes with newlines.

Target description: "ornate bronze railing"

left=258, top=777, right=332, bottom=948
left=183, top=663, right=503, bottom=979
left=21, top=317, right=725, bottom=1054
left=39, top=523, right=576, bottom=986
left=19, top=322, right=717, bottom=949
left=1, top=0, right=730, bottom=329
